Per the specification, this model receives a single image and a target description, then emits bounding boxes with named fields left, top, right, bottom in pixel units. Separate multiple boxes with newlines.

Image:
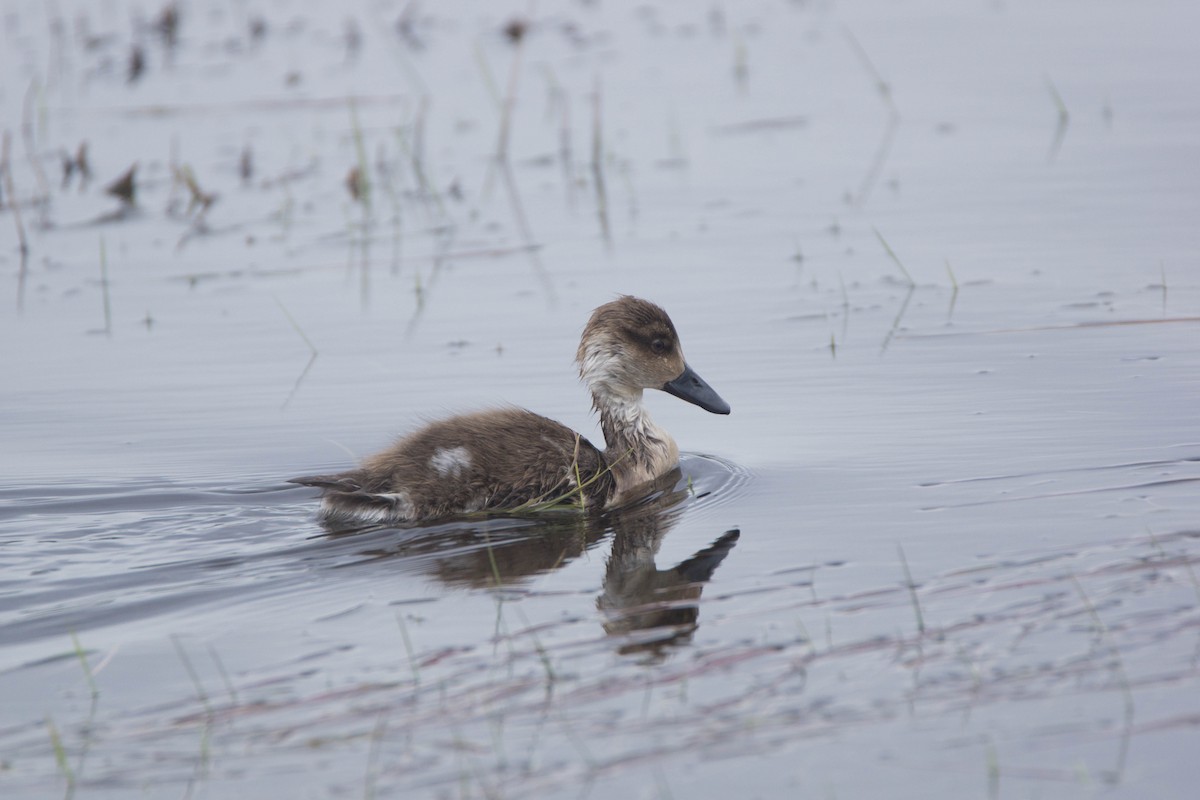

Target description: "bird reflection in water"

left=317, top=466, right=738, bottom=659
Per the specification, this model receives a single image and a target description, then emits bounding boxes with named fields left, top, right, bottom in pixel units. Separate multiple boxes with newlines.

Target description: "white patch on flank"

left=430, top=446, right=472, bottom=478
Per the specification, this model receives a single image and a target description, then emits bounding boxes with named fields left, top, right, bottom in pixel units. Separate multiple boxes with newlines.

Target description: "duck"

left=291, top=296, right=730, bottom=525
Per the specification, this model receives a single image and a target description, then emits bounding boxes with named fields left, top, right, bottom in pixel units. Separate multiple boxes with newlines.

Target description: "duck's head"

left=576, top=296, right=730, bottom=415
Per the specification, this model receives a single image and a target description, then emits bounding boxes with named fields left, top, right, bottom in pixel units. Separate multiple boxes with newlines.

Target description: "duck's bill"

left=662, top=363, right=731, bottom=415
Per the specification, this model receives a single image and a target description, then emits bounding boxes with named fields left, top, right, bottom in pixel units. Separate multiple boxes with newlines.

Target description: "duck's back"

left=293, top=408, right=613, bottom=524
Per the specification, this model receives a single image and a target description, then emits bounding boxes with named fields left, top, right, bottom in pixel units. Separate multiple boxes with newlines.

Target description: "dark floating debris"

left=249, top=16, right=268, bottom=43
left=76, top=142, right=92, bottom=186
left=60, top=142, right=91, bottom=191
left=503, top=17, right=529, bottom=45
left=155, top=3, right=181, bottom=49
left=344, top=18, right=362, bottom=60
left=106, top=163, right=138, bottom=205
left=128, top=44, right=146, bottom=83
left=395, top=5, right=425, bottom=50
left=345, top=166, right=364, bottom=202
left=239, top=145, right=254, bottom=185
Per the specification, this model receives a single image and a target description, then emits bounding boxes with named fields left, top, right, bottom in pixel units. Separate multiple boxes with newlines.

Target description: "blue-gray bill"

left=662, top=363, right=730, bottom=415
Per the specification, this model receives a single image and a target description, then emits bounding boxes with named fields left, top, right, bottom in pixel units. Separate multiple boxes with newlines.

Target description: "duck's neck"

left=593, top=389, right=680, bottom=502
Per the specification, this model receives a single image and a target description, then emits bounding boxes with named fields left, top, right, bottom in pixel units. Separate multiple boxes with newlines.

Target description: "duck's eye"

left=650, top=338, right=668, bottom=355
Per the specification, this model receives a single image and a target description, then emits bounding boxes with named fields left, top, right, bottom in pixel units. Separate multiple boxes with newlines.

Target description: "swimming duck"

left=292, top=296, right=729, bottom=524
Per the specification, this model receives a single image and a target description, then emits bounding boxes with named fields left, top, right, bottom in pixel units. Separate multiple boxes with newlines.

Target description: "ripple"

left=0, top=456, right=752, bottom=650
left=677, top=452, right=755, bottom=517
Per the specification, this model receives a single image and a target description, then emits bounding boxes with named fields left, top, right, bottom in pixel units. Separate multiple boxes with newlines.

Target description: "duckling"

left=291, top=296, right=729, bottom=525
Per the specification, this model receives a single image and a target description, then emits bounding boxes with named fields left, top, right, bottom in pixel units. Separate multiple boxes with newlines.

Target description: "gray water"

left=3, top=1, right=1199, bottom=797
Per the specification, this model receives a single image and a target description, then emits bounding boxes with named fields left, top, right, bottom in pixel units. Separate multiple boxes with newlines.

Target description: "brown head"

left=576, top=296, right=729, bottom=414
